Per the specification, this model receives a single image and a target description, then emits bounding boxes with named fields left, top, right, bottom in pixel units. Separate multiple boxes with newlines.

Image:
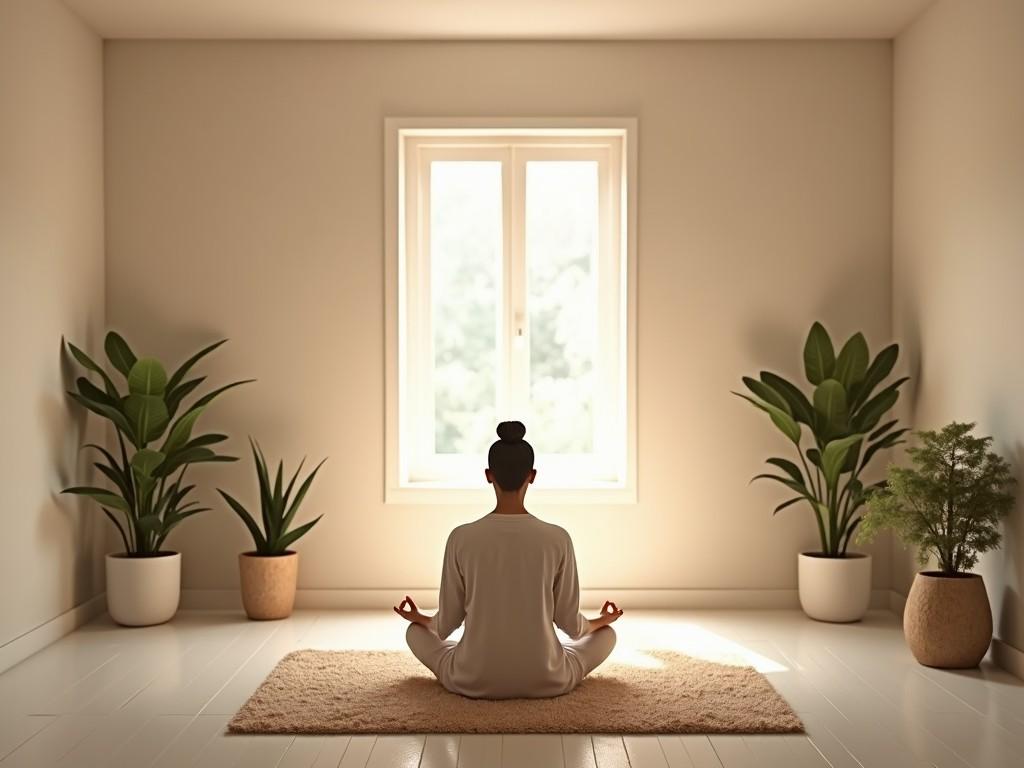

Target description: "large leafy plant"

left=735, top=322, right=909, bottom=557
left=218, top=441, right=326, bottom=556
left=62, top=332, right=252, bottom=556
left=859, top=422, right=1015, bottom=574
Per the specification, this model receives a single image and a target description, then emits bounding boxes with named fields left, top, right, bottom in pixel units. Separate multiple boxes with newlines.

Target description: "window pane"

left=430, top=161, right=502, bottom=455
left=526, top=161, right=598, bottom=454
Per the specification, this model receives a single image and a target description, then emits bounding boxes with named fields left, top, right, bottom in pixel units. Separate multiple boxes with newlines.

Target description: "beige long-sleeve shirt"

left=429, top=512, right=589, bottom=699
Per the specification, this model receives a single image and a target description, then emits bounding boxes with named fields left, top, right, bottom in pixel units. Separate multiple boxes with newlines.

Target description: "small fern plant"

left=859, top=422, right=1015, bottom=574
left=218, top=440, right=326, bottom=555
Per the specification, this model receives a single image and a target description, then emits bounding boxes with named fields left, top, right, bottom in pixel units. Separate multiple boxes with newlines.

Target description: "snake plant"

left=62, top=332, right=252, bottom=556
left=218, top=440, right=326, bottom=556
left=734, top=322, right=909, bottom=557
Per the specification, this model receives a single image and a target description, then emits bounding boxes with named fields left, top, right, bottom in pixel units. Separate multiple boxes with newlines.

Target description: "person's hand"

left=393, top=595, right=431, bottom=627
left=588, top=600, right=624, bottom=630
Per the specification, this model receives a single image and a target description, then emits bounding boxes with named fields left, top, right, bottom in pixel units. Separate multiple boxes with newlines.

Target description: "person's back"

left=395, top=421, right=623, bottom=699
left=437, top=513, right=586, bottom=698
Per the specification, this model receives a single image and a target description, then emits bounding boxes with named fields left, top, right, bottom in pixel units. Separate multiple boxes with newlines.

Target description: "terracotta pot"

left=239, top=551, right=299, bottom=620
left=106, top=551, right=181, bottom=626
left=904, top=571, right=992, bottom=668
left=798, top=552, right=872, bottom=623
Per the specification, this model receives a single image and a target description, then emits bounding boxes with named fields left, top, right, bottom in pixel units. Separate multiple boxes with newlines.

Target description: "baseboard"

left=888, top=589, right=908, bottom=618
left=181, top=587, right=894, bottom=611
left=991, top=638, right=1024, bottom=680
left=0, top=593, right=107, bottom=674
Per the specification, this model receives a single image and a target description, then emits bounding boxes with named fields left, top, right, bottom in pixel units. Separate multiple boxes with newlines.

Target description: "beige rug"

left=229, top=650, right=803, bottom=734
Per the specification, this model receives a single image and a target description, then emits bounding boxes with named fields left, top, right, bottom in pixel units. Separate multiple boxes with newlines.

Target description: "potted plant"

left=62, top=332, right=251, bottom=626
left=735, top=322, right=909, bottom=622
left=218, top=441, right=326, bottom=620
left=859, top=422, right=1015, bottom=667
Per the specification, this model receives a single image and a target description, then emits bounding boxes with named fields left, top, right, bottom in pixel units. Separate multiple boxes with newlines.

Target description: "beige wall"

left=104, top=41, right=894, bottom=596
left=0, top=0, right=106, bottom=646
left=893, top=0, right=1024, bottom=653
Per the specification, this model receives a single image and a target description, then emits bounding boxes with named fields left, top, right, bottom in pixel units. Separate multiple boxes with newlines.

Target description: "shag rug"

left=228, top=650, right=802, bottom=735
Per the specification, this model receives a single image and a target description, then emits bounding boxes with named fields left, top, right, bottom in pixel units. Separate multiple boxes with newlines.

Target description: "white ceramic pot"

left=106, top=552, right=181, bottom=626
left=798, top=552, right=872, bottom=623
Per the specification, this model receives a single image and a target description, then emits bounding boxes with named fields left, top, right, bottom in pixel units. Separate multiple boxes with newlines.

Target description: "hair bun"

left=496, top=421, right=526, bottom=442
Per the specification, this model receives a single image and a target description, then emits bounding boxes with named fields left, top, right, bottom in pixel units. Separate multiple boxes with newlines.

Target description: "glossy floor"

left=1, top=609, right=1022, bottom=767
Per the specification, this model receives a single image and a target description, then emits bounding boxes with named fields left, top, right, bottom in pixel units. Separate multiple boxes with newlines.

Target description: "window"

left=385, top=119, right=636, bottom=503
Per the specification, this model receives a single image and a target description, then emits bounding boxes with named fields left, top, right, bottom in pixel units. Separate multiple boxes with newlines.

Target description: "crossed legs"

left=405, top=623, right=616, bottom=692
left=564, top=625, right=617, bottom=680
left=406, top=622, right=456, bottom=677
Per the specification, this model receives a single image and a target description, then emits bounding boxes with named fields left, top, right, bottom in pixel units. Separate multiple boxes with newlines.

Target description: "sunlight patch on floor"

left=611, top=622, right=788, bottom=673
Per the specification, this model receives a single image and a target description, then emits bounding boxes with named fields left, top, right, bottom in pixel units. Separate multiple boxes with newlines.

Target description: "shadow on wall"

left=994, top=438, right=1024, bottom=652
left=745, top=256, right=892, bottom=362
left=39, top=335, right=100, bottom=605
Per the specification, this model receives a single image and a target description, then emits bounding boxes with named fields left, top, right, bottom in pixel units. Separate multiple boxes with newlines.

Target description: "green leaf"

left=127, top=358, right=168, bottom=396
left=773, top=497, right=808, bottom=515
left=251, top=440, right=274, bottom=537
left=219, top=489, right=267, bottom=552
left=95, top=462, right=132, bottom=500
left=806, top=448, right=822, bottom=467
left=742, top=377, right=791, bottom=415
left=154, top=446, right=216, bottom=477
left=68, top=392, right=136, bottom=442
left=66, top=341, right=120, bottom=398
left=734, top=393, right=802, bottom=444
left=62, top=486, right=129, bottom=512
left=102, top=508, right=131, bottom=553
left=833, top=333, right=869, bottom=390
left=166, top=339, right=228, bottom=393
left=272, top=461, right=284, bottom=526
left=280, top=458, right=326, bottom=535
left=182, top=433, right=228, bottom=450
left=104, top=332, right=137, bottom=378
left=131, top=448, right=166, bottom=479
left=83, top=443, right=135, bottom=504
left=870, top=419, right=899, bottom=441
left=760, top=372, right=816, bottom=425
left=165, top=377, right=205, bottom=420
left=192, top=379, right=254, bottom=409
left=157, top=481, right=197, bottom=520
left=813, top=379, right=849, bottom=431
left=851, top=343, right=899, bottom=410
left=751, top=474, right=815, bottom=500
left=136, top=514, right=164, bottom=536
left=76, top=377, right=118, bottom=408
left=821, top=434, right=865, bottom=489
left=162, top=405, right=206, bottom=456
left=124, top=394, right=170, bottom=445
left=765, top=457, right=804, bottom=484
left=803, top=322, right=835, bottom=385
left=155, top=508, right=208, bottom=549
left=841, top=439, right=863, bottom=473
left=860, top=428, right=910, bottom=469
left=274, top=515, right=323, bottom=553
left=852, top=378, right=907, bottom=432
left=281, top=458, right=306, bottom=509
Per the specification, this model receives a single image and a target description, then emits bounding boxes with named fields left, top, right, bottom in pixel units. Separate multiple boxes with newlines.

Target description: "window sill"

left=384, top=483, right=637, bottom=506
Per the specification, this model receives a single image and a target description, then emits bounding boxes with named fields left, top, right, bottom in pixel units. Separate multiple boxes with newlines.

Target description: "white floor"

left=1, top=609, right=1022, bottom=767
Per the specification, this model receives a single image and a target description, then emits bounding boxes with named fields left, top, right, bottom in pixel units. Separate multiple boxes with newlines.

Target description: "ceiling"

left=64, top=0, right=935, bottom=40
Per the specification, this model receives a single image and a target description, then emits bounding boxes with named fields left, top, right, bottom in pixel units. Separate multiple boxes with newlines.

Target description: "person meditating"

left=393, top=421, right=623, bottom=699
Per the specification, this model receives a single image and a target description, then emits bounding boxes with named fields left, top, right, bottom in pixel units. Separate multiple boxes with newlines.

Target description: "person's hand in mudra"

left=586, top=600, right=624, bottom=633
left=393, top=595, right=431, bottom=627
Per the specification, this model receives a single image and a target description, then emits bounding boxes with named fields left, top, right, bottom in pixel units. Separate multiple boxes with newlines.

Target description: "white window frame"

left=384, top=118, right=637, bottom=505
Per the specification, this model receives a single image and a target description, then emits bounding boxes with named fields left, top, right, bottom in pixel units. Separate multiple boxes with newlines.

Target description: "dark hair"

left=487, top=421, right=535, bottom=491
